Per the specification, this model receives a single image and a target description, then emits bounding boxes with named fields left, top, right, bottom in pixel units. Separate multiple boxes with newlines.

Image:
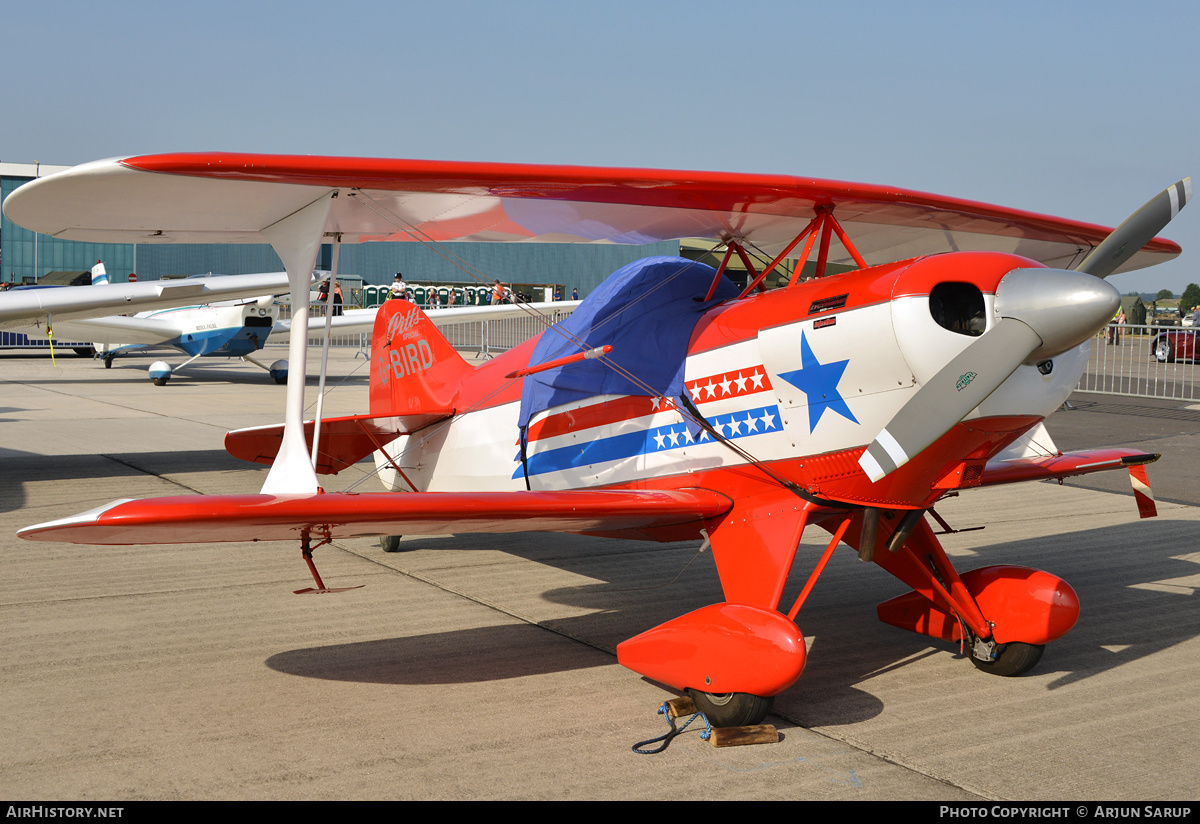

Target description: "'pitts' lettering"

left=385, top=307, right=421, bottom=341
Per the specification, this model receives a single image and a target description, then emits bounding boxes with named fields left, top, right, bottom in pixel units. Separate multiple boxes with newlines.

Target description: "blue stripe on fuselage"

left=515, top=402, right=782, bottom=478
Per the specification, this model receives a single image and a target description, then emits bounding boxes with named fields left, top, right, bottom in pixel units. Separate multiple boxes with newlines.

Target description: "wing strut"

left=311, top=233, right=342, bottom=468
left=786, top=514, right=852, bottom=620
left=731, top=243, right=761, bottom=290
left=702, top=245, right=738, bottom=302
left=737, top=217, right=820, bottom=298
left=787, top=213, right=825, bottom=286
left=813, top=207, right=867, bottom=279
left=826, top=208, right=869, bottom=269
left=259, top=192, right=335, bottom=495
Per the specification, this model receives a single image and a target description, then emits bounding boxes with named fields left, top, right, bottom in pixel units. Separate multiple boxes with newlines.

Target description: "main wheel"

left=379, top=535, right=405, bottom=553
left=970, top=641, right=1044, bottom=677
left=1155, top=338, right=1175, bottom=363
left=686, top=688, right=773, bottom=727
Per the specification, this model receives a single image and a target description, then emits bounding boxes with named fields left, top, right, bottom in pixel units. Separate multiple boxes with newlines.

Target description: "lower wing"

left=18, top=488, right=733, bottom=545
left=979, top=448, right=1158, bottom=486
left=979, top=447, right=1159, bottom=518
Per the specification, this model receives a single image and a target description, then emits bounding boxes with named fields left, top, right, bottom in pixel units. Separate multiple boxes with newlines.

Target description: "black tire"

left=379, top=535, right=405, bottom=553
left=970, top=641, right=1044, bottom=677
left=686, top=688, right=773, bottom=727
left=1155, top=338, right=1175, bottom=363
left=103, top=357, right=114, bottom=369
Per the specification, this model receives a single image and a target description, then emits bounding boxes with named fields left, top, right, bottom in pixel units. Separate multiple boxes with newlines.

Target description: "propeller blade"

left=858, top=318, right=1040, bottom=482
left=1076, top=179, right=1191, bottom=278
left=858, top=268, right=1120, bottom=483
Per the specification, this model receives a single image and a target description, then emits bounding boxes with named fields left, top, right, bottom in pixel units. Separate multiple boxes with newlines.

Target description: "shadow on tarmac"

left=260, top=513, right=1198, bottom=729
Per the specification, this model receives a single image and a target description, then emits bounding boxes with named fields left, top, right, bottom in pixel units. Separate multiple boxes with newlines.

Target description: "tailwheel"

left=969, top=640, right=1044, bottom=677
left=685, top=688, right=773, bottom=727
left=379, top=535, right=406, bottom=553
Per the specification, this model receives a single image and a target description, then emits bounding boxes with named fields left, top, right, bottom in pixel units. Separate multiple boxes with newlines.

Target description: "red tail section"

left=370, top=300, right=473, bottom=416
left=224, top=301, right=472, bottom=474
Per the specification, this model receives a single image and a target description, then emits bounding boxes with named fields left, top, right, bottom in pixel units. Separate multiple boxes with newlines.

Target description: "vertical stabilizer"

left=370, top=299, right=472, bottom=416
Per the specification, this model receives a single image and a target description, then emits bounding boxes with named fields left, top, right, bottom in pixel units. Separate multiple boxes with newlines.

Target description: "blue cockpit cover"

left=517, top=256, right=738, bottom=430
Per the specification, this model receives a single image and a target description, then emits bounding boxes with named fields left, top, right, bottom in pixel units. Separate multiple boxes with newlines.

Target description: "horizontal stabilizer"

left=18, top=488, right=734, bottom=545
left=224, top=411, right=454, bottom=474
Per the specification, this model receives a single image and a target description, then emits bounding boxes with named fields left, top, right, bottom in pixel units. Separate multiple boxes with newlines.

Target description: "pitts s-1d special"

left=5, top=155, right=1189, bottom=727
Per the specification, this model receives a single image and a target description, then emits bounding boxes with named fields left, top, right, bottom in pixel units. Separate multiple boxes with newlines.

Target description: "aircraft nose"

left=993, top=268, right=1120, bottom=361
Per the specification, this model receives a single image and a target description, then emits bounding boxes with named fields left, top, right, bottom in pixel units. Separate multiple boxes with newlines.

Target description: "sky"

left=5, top=0, right=1198, bottom=293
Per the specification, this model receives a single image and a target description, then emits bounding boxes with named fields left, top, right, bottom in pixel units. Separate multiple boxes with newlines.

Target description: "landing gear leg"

left=293, top=534, right=364, bottom=595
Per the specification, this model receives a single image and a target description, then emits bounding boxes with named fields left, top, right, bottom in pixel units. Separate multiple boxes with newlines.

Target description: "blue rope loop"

left=631, top=702, right=712, bottom=754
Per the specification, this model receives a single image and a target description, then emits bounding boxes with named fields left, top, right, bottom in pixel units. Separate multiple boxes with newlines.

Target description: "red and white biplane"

left=5, top=154, right=1190, bottom=726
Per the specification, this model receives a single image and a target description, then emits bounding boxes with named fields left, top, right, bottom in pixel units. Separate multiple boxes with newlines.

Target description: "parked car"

left=1151, top=327, right=1199, bottom=362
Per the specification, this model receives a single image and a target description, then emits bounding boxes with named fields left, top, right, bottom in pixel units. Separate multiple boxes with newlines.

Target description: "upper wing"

left=271, top=299, right=581, bottom=341
left=0, top=271, right=297, bottom=332
left=17, top=488, right=733, bottom=545
left=3, top=154, right=1182, bottom=274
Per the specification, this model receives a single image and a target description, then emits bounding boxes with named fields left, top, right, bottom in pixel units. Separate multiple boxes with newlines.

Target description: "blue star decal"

left=777, top=332, right=859, bottom=432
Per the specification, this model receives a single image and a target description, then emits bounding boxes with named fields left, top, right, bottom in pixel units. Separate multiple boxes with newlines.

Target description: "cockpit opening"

left=929, top=282, right=986, bottom=336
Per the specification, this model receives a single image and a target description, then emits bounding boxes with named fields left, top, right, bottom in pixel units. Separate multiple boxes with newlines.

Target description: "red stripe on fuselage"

left=527, top=395, right=677, bottom=442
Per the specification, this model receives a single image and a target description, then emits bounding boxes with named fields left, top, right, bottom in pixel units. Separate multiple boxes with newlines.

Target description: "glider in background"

left=0, top=260, right=304, bottom=382
left=3, top=258, right=575, bottom=384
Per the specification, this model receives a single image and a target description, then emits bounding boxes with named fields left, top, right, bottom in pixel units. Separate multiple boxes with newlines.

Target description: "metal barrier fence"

left=1078, top=324, right=1199, bottom=402
left=276, top=305, right=579, bottom=359
left=437, top=310, right=578, bottom=358
left=278, top=311, right=1200, bottom=403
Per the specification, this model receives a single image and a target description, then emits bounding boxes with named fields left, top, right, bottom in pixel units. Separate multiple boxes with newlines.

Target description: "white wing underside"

left=4, top=156, right=1181, bottom=275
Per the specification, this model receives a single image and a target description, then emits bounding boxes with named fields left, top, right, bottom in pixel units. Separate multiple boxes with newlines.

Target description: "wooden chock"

left=708, top=724, right=780, bottom=748
left=665, top=696, right=697, bottom=718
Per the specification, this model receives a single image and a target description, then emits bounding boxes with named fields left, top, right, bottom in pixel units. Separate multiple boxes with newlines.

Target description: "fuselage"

left=149, top=300, right=276, bottom=357
left=76, top=299, right=279, bottom=357
left=375, top=252, right=1088, bottom=509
